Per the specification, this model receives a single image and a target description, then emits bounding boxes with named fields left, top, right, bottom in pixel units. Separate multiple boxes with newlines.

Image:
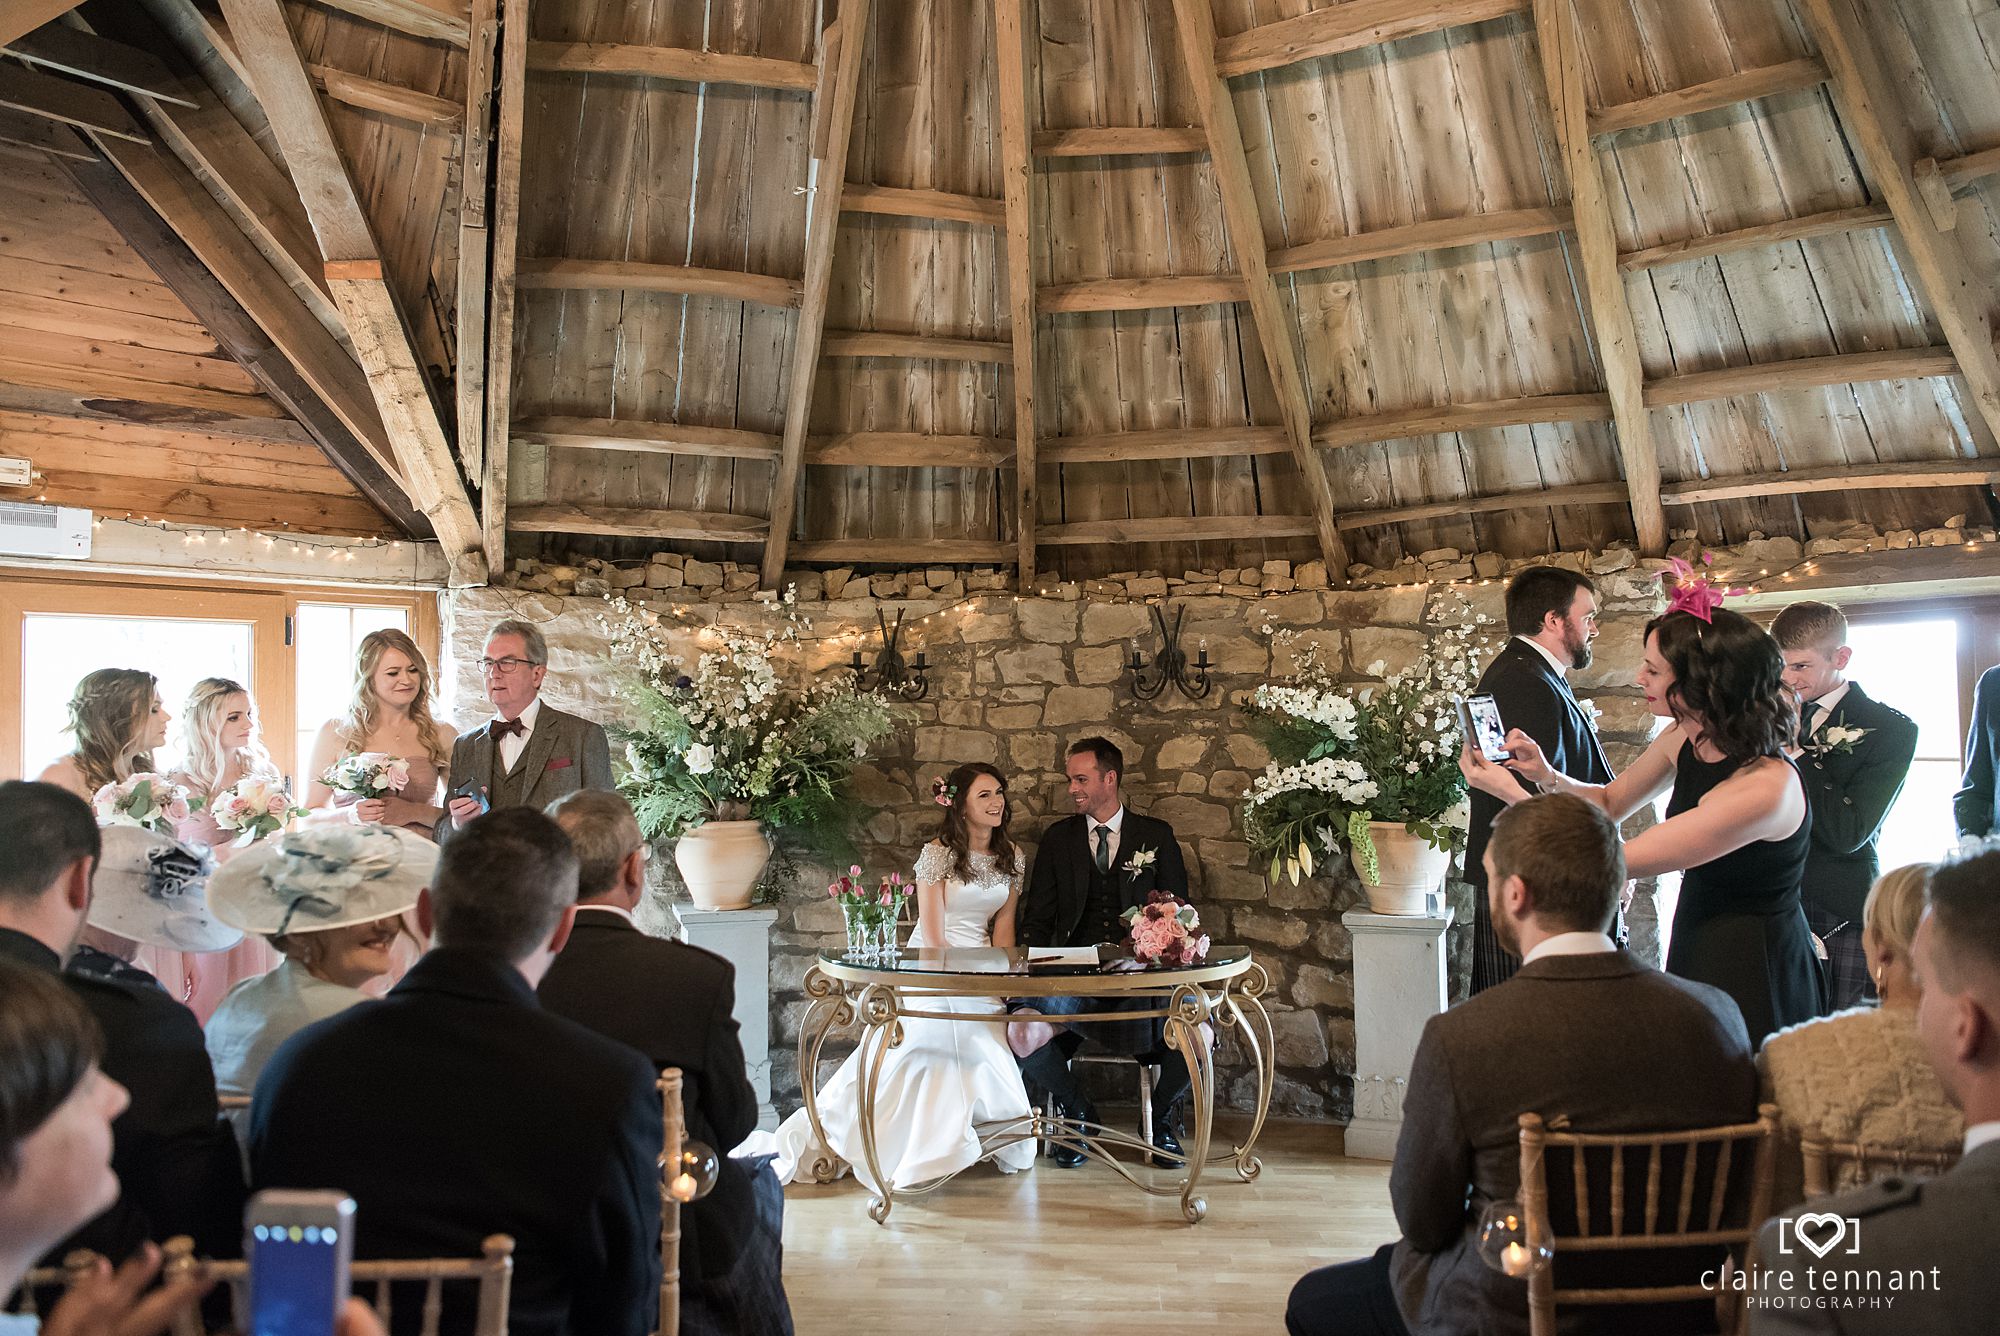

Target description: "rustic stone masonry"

left=443, top=536, right=1720, bottom=1125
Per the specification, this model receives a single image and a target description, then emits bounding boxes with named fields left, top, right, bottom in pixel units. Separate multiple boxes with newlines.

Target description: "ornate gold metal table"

left=796, top=945, right=1274, bottom=1224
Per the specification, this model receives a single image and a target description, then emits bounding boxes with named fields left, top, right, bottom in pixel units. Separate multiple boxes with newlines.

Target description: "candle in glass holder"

left=1501, top=1242, right=1531, bottom=1276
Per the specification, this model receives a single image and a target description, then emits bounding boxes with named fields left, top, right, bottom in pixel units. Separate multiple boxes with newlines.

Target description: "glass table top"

left=814, top=945, right=1250, bottom=978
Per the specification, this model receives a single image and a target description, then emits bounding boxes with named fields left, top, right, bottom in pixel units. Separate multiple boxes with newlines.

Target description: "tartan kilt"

left=1805, top=903, right=1872, bottom=1012
left=1037, top=992, right=1164, bottom=1057
left=681, top=1155, right=793, bottom=1336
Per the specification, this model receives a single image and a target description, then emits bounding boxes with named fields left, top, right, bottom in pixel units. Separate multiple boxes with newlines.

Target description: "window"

left=1843, top=617, right=1963, bottom=870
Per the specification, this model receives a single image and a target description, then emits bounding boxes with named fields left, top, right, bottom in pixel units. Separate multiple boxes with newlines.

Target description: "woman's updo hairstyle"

left=1643, top=608, right=1794, bottom=765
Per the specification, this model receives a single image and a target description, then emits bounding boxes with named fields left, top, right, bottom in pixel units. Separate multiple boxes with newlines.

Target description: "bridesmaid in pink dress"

left=301, top=629, right=456, bottom=991
left=162, top=677, right=288, bottom=1022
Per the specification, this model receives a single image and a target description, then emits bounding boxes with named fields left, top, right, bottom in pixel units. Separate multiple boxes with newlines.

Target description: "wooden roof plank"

left=805, top=432, right=1014, bottom=468
left=305, top=0, right=468, bottom=47
left=1663, top=459, right=2000, bottom=505
left=1031, top=125, right=1207, bottom=157
left=217, top=0, right=482, bottom=582
left=514, top=258, right=803, bottom=309
left=1313, top=392, right=1614, bottom=450
left=4, top=23, right=199, bottom=107
left=0, top=103, right=92, bottom=157
left=1042, top=424, right=1291, bottom=463
left=787, top=538, right=1012, bottom=565
left=1170, top=0, right=1350, bottom=580
left=1338, top=482, right=1631, bottom=530
left=1269, top=204, right=1573, bottom=275
left=1039, top=514, right=1321, bottom=545
left=1587, top=56, right=1828, bottom=138
left=760, top=0, right=872, bottom=586
left=1215, top=0, right=1527, bottom=80
left=1618, top=203, right=1894, bottom=272
left=840, top=182, right=1005, bottom=227
left=525, top=39, right=816, bottom=92
left=820, top=329, right=1013, bottom=364
left=0, top=60, right=147, bottom=142
left=509, top=504, right=770, bottom=544
left=511, top=416, right=782, bottom=461
left=1532, top=0, right=1667, bottom=553
left=1037, top=274, right=1249, bottom=313
left=1642, top=345, right=1959, bottom=407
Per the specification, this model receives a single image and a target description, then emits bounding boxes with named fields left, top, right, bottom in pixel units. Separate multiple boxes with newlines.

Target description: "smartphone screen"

left=1463, top=695, right=1511, bottom=762
left=246, top=1192, right=354, bottom=1336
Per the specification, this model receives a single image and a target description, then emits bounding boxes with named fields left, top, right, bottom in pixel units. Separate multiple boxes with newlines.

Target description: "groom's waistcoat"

left=1079, top=854, right=1123, bottom=946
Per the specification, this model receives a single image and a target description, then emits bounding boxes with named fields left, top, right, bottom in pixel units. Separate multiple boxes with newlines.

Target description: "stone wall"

left=445, top=558, right=1674, bottom=1125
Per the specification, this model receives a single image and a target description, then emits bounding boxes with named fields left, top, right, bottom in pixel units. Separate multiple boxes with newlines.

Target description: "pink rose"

left=266, top=793, right=290, bottom=816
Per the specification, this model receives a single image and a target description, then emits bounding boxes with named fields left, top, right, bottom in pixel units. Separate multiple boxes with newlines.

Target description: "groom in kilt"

left=1017, top=737, right=1195, bottom=1166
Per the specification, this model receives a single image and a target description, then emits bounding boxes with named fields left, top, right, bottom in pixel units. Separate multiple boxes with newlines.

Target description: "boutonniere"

left=1807, top=725, right=1871, bottom=757
left=1124, top=847, right=1157, bottom=879
left=1582, top=700, right=1603, bottom=734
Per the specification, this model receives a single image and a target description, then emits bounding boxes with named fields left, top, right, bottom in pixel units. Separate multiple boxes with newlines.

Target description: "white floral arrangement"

left=92, top=773, right=192, bottom=836
left=1124, top=846, right=1158, bottom=878
left=1243, top=598, right=1488, bottom=884
left=601, top=593, right=914, bottom=848
left=322, top=752, right=411, bottom=801
left=1808, top=724, right=1871, bottom=757
left=209, top=774, right=306, bottom=846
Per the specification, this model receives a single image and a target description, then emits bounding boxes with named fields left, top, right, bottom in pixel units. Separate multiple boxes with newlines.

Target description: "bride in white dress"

left=771, top=763, right=1038, bottom=1191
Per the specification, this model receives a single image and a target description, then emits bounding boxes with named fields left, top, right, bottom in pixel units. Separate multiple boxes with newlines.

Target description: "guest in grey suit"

left=1287, top=794, right=1757, bottom=1336
left=438, top=620, right=612, bottom=840
left=1749, top=840, right=2000, bottom=1335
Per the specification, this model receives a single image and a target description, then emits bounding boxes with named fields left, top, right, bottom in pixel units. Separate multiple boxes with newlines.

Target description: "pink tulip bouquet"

left=1121, top=890, right=1211, bottom=967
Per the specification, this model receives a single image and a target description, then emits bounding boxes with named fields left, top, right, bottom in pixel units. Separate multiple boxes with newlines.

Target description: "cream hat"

left=210, top=825, right=435, bottom=937
left=88, top=825, right=240, bottom=954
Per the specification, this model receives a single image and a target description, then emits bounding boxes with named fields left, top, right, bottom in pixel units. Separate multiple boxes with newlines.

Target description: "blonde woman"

left=36, top=668, right=170, bottom=802
left=163, top=678, right=285, bottom=1019
left=1758, top=863, right=1963, bottom=1207
left=304, top=629, right=455, bottom=837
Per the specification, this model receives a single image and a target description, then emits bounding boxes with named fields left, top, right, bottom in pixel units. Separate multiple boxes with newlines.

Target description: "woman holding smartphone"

left=1461, top=607, right=1824, bottom=1043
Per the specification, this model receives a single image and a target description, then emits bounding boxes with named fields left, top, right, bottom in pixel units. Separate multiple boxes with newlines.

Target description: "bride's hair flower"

left=931, top=776, right=958, bottom=807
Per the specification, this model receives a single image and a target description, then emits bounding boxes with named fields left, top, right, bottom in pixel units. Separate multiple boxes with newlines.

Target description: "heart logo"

left=1792, top=1212, right=1849, bottom=1258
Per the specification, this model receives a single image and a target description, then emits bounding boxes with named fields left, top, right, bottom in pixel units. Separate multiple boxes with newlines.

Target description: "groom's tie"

left=1093, top=825, right=1111, bottom=873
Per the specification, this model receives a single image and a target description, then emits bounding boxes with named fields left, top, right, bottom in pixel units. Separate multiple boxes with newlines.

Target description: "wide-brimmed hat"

left=210, top=825, right=435, bottom=938
left=88, top=825, right=241, bottom=954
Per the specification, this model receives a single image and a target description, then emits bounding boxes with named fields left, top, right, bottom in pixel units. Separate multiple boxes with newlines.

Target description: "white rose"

left=685, top=743, right=717, bottom=775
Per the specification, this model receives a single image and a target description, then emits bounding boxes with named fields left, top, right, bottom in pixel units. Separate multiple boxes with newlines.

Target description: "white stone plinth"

left=1342, top=907, right=1453, bottom=1161
left=673, top=903, right=780, bottom=1130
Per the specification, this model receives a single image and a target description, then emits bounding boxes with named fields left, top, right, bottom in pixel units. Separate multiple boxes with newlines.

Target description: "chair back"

left=657, top=1067, right=686, bottom=1336
left=1518, top=1104, right=1779, bottom=1336
left=1799, top=1137, right=1960, bottom=1198
left=9, top=1235, right=515, bottom=1336
left=217, top=1095, right=253, bottom=1112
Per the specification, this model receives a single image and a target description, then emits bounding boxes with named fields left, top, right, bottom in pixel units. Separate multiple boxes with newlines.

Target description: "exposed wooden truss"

left=524, top=40, right=816, bottom=93
left=0, top=59, right=145, bottom=140
left=1313, top=393, right=1613, bottom=451
left=840, top=183, right=1004, bottom=228
left=789, top=538, right=1013, bottom=565
left=1587, top=57, right=1827, bottom=138
left=511, top=417, right=782, bottom=462
left=760, top=0, right=872, bottom=587
left=0, top=102, right=90, bottom=156
left=216, top=0, right=483, bottom=581
left=820, top=330, right=1012, bottom=364
left=452, top=0, right=495, bottom=483
left=1339, top=483, right=1630, bottom=531
left=1268, top=205, right=1572, bottom=276
left=1037, top=274, right=1248, bottom=313
left=513, top=258, right=803, bottom=309
left=1041, top=514, right=1321, bottom=546
left=481, top=0, right=525, bottom=572
left=1663, top=459, right=2000, bottom=506
left=307, top=0, right=468, bottom=46
left=1618, top=204, right=1894, bottom=272
left=994, top=0, right=1037, bottom=585
left=4, top=22, right=197, bottom=106
left=1032, top=126, right=1205, bottom=157
left=1042, top=425, right=1290, bottom=464
left=510, top=504, right=768, bottom=544
left=805, top=433, right=1014, bottom=469
left=1214, top=0, right=1525, bottom=79
left=1643, top=346, right=1958, bottom=408
left=1, top=1, right=80, bottom=48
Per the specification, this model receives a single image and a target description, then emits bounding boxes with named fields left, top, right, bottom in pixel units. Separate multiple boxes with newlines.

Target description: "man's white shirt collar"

left=575, top=902, right=637, bottom=927
left=1092, top=806, right=1126, bottom=835
left=1522, top=931, right=1618, bottom=965
left=1514, top=634, right=1570, bottom=679
left=1965, top=1120, right=2000, bottom=1156
left=1807, top=680, right=1852, bottom=729
left=494, top=695, right=543, bottom=732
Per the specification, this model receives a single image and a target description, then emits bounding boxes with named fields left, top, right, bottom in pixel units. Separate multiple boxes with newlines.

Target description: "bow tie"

left=492, top=717, right=526, bottom=740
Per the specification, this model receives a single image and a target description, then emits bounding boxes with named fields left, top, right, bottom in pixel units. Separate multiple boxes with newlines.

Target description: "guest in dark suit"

left=539, top=790, right=791, bottom=1336
left=253, top=808, right=660, bottom=1336
left=1288, top=794, right=1757, bottom=1336
left=1465, top=567, right=1614, bottom=993
left=0, top=782, right=245, bottom=1266
left=437, top=620, right=613, bottom=841
left=1017, top=736, right=1193, bottom=1165
left=1750, top=839, right=2000, bottom=1333
left=1772, top=601, right=1918, bottom=1009
left=1954, top=664, right=2000, bottom=839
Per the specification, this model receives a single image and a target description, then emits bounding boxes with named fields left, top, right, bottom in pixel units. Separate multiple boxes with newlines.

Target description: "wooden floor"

left=779, top=1117, right=1397, bottom=1334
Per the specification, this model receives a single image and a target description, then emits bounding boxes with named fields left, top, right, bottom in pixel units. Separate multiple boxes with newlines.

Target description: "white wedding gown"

left=769, top=842, right=1038, bottom=1191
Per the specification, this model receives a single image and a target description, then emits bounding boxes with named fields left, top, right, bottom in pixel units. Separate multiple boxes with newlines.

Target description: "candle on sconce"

left=849, top=650, right=865, bottom=675
left=913, top=650, right=929, bottom=671
left=1197, top=636, right=1210, bottom=670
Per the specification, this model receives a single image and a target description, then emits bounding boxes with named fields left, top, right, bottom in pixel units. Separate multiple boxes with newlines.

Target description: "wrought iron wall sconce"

left=849, top=608, right=930, bottom=700
left=1125, top=602, right=1211, bottom=702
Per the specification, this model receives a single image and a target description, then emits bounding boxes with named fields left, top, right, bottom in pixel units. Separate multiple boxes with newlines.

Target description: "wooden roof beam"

left=1588, top=57, right=1827, bottom=138
left=1619, top=203, right=1894, bottom=272
left=306, top=0, right=468, bottom=47
left=62, top=148, right=426, bottom=537
left=1215, top=0, right=1526, bottom=79
left=1042, top=425, right=1291, bottom=464
left=1797, top=0, right=2000, bottom=455
left=525, top=39, right=815, bottom=92
left=1041, top=514, right=1321, bottom=546
left=479, top=0, right=524, bottom=574
left=1338, top=482, right=1631, bottom=531
left=994, top=0, right=1038, bottom=586
left=1314, top=392, right=1613, bottom=451
left=1171, top=0, right=1351, bottom=581
left=1643, top=345, right=1958, bottom=407
left=515, top=258, right=803, bottom=310
left=1935, top=144, right=2000, bottom=192
left=0, top=102, right=91, bottom=156
left=788, top=538, right=1013, bottom=565
left=510, top=505, right=771, bottom=545
left=511, top=417, right=782, bottom=462
left=761, top=0, right=872, bottom=587
left=840, top=183, right=1005, bottom=228
left=0, top=60, right=146, bottom=141
left=1, top=1, right=78, bottom=48
left=1038, top=274, right=1249, bottom=313
left=1663, top=459, right=2000, bottom=506
left=4, top=23, right=198, bottom=106
left=188, top=11, right=459, bottom=134
left=1269, top=205, right=1573, bottom=275
left=805, top=433, right=1014, bottom=469
left=451, top=0, right=493, bottom=485
left=218, top=0, right=482, bottom=582
left=1533, top=0, right=1667, bottom=553
left=1032, top=126, right=1207, bottom=157
left=820, top=329, right=1013, bottom=364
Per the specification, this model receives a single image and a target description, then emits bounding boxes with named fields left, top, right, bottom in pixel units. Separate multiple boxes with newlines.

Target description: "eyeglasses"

left=479, top=657, right=537, bottom=676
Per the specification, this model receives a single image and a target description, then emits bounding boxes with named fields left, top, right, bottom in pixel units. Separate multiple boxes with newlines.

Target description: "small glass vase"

left=840, top=901, right=875, bottom=961
left=872, top=901, right=904, bottom=961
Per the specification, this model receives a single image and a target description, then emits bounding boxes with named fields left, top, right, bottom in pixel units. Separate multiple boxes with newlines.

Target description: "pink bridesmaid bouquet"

left=210, top=775, right=306, bottom=846
left=92, top=773, right=193, bottom=837
left=322, top=752, right=411, bottom=801
left=1121, top=891, right=1210, bottom=967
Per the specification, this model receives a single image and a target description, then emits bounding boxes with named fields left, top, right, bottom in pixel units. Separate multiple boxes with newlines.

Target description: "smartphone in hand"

left=245, top=1189, right=355, bottom=1336
left=1457, top=694, right=1512, bottom=763
left=448, top=779, right=491, bottom=816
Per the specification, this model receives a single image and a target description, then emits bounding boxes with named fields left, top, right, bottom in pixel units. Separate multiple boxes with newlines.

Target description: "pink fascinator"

left=1658, top=552, right=1746, bottom=624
